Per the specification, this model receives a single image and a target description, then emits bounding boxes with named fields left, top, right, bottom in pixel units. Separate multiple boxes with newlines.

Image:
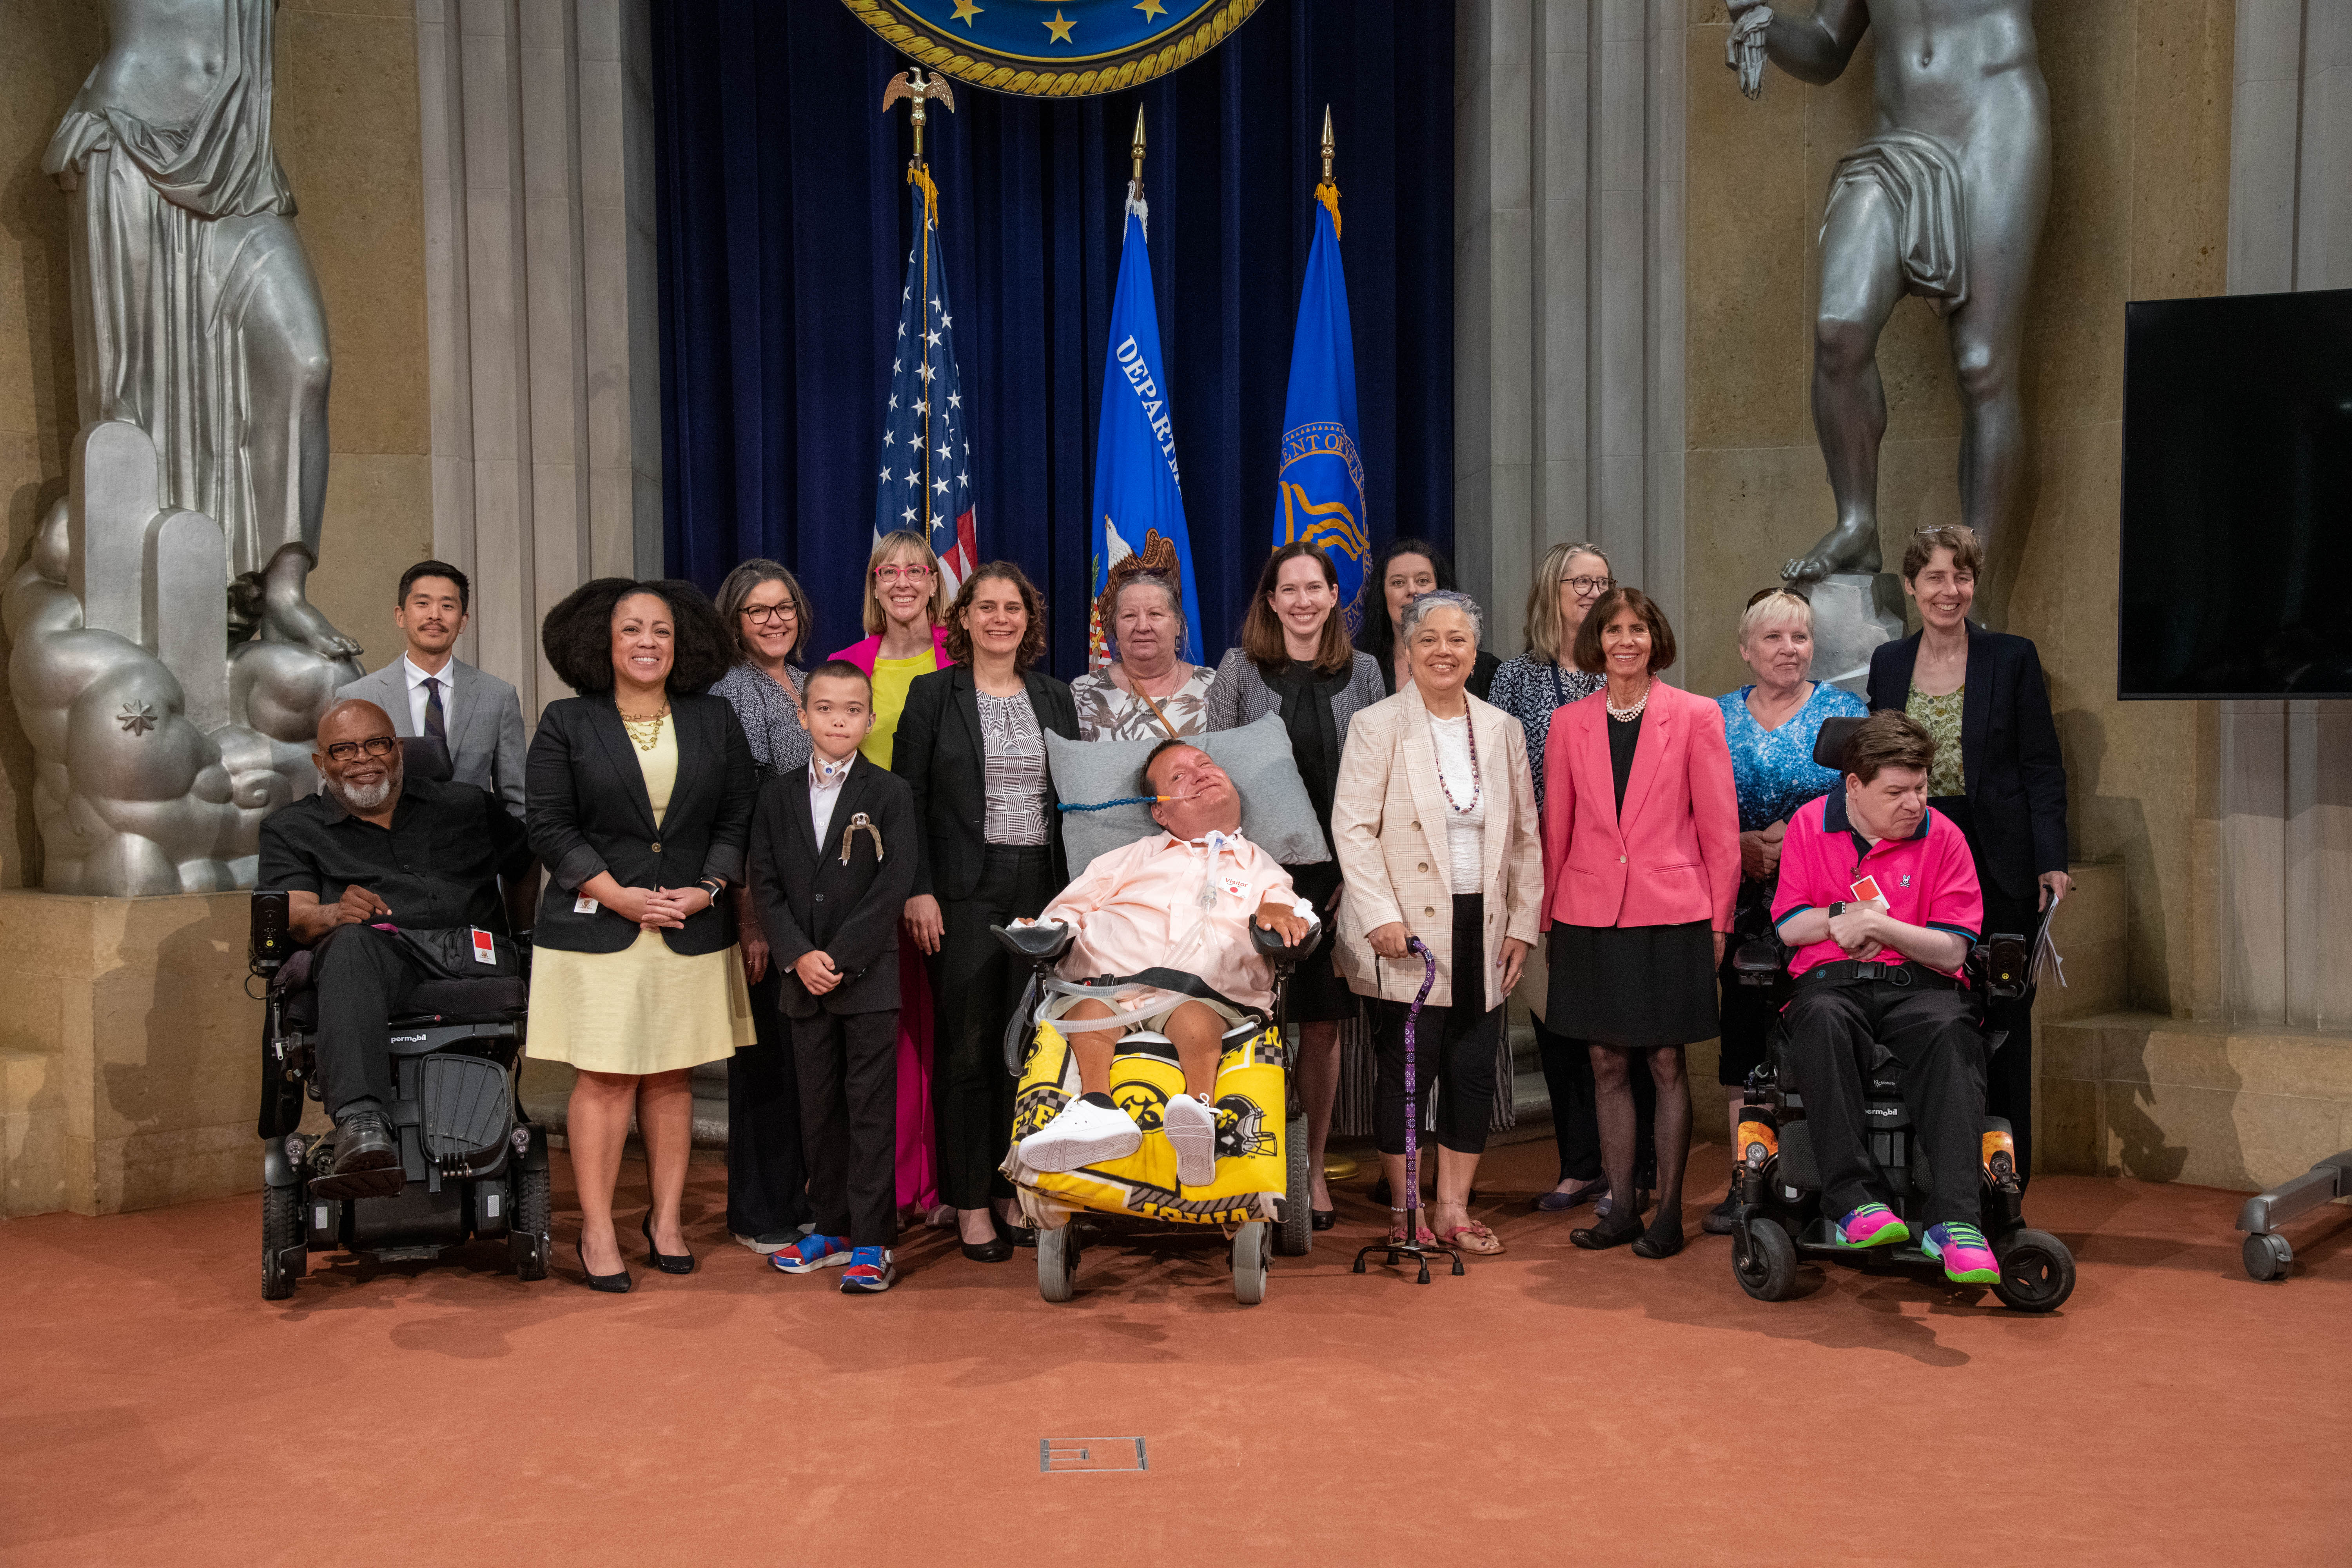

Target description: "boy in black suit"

left=748, top=662, right=918, bottom=1294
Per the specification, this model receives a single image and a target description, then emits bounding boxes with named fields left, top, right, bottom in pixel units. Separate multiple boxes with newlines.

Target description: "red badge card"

left=470, top=927, right=498, bottom=965
left=1849, top=875, right=1887, bottom=908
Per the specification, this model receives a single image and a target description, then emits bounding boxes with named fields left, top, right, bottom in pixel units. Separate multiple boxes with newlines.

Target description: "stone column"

left=2218, top=0, right=2352, bottom=1029
left=415, top=0, right=664, bottom=720
left=1455, top=0, right=1686, bottom=655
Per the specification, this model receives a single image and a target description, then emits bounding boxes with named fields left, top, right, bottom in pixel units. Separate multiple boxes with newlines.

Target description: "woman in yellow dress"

left=831, top=530, right=953, bottom=1220
left=526, top=578, right=757, bottom=1291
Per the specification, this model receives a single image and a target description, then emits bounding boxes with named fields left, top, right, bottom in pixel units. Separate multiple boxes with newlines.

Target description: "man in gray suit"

left=336, top=561, right=528, bottom=815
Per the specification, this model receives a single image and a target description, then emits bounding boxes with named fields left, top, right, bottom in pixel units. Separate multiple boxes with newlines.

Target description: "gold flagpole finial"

left=882, top=65, right=957, bottom=167
left=1320, top=103, right=1334, bottom=182
left=1131, top=106, right=1147, bottom=191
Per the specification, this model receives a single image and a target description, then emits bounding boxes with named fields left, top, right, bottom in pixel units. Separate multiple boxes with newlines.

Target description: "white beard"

left=330, top=774, right=397, bottom=813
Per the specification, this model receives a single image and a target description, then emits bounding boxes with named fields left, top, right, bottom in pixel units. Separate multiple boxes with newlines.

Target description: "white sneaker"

left=1161, top=1093, right=1218, bottom=1188
left=1019, top=1097, right=1142, bottom=1173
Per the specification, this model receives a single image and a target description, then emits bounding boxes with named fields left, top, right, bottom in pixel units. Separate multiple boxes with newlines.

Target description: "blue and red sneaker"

left=839, top=1247, right=898, bottom=1294
left=1830, top=1202, right=1910, bottom=1250
left=771, top=1233, right=851, bottom=1274
left=1922, top=1222, right=2001, bottom=1284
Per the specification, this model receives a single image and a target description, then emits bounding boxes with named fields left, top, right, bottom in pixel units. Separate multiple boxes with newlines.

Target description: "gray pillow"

left=1044, top=712, right=1331, bottom=872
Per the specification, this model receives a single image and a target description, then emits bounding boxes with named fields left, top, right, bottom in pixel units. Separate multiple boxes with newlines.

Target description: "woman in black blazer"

left=1867, top=524, right=2069, bottom=1185
left=526, top=578, right=757, bottom=1291
left=892, top=562, right=1078, bottom=1260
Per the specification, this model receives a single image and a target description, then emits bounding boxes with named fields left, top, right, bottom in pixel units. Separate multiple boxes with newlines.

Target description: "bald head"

left=314, top=699, right=402, bottom=814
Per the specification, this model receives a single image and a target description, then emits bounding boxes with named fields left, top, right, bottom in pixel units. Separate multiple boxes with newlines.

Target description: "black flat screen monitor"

left=2119, top=287, right=2352, bottom=698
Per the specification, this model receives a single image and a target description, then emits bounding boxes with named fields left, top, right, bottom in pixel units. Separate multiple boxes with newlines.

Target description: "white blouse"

left=1429, top=713, right=1486, bottom=896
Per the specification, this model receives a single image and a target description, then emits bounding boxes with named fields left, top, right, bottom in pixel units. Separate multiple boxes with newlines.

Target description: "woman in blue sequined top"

left=1703, top=588, right=1865, bottom=1233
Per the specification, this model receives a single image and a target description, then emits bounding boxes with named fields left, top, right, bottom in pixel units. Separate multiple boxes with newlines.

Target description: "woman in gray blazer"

left=1205, top=542, right=1384, bottom=1229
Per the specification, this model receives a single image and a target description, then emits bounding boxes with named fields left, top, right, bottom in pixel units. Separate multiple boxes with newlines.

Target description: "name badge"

left=470, top=927, right=498, bottom=965
left=1849, top=875, right=1889, bottom=909
left=574, top=896, right=599, bottom=915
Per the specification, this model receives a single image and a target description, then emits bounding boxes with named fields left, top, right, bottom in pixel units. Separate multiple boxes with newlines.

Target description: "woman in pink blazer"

left=1541, top=588, right=1739, bottom=1258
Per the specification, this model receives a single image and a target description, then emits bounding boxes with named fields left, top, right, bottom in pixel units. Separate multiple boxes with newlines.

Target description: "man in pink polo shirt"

left=1769, top=711, right=1998, bottom=1284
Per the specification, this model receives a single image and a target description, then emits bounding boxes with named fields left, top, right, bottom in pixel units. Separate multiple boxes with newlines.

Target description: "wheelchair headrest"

left=400, top=734, right=455, bottom=783
left=1811, top=715, right=1865, bottom=773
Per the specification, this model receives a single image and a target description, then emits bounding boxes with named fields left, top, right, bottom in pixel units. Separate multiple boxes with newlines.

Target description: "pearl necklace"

left=1607, top=684, right=1650, bottom=724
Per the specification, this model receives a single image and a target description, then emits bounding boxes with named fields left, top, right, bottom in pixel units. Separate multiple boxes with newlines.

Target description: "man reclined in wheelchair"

left=1766, top=711, right=2004, bottom=1287
left=258, top=699, right=536, bottom=1201
left=1006, top=739, right=1314, bottom=1198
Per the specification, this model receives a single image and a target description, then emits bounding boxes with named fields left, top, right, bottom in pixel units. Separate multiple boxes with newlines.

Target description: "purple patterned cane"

left=1402, top=935, right=1437, bottom=1242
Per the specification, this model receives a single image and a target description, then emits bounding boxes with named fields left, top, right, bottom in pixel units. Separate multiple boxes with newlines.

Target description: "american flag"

left=873, top=174, right=977, bottom=588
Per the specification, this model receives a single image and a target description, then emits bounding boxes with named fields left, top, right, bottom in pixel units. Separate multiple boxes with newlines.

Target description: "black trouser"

left=1536, top=1016, right=1655, bottom=1185
left=1780, top=976, right=1989, bottom=1231
left=1933, top=796, right=2042, bottom=1185
left=310, top=924, right=438, bottom=1119
left=932, top=844, right=1055, bottom=1209
left=791, top=1007, right=899, bottom=1248
left=1370, top=896, right=1500, bottom=1159
left=726, top=970, right=808, bottom=1240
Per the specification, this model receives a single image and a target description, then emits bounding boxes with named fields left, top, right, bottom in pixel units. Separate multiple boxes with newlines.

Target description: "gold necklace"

left=618, top=701, right=671, bottom=751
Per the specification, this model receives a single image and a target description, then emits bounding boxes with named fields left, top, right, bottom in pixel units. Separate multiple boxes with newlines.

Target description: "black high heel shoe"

left=641, top=1215, right=695, bottom=1275
left=575, top=1240, right=633, bottom=1293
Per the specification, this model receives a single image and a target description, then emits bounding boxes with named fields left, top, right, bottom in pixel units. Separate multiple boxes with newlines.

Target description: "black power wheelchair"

left=991, top=917, right=1313, bottom=1306
left=250, top=740, right=550, bottom=1301
left=1722, top=719, right=2077, bottom=1314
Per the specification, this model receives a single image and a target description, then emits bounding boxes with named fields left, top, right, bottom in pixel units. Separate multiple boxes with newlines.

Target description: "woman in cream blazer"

left=1332, top=592, right=1543, bottom=1256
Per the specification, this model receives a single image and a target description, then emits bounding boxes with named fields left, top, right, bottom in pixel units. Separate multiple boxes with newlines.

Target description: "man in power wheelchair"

left=996, top=739, right=1316, bottom=1303
left=251, top=699, right=543, bottom=1299
left=1729, top=710, right=2075, bottom=1312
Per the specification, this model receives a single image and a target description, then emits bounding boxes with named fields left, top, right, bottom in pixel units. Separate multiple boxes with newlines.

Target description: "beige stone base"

left=0, top=889, right=319, bottom=1216
left=2042, top=1014, right=2352, bottom=1191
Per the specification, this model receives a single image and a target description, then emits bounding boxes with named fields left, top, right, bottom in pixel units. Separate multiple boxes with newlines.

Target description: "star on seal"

left=117, top=701, right=158, bottom=737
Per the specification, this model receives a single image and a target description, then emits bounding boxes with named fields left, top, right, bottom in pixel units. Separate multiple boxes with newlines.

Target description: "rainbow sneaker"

left=1830, top=1203, right=1910, bottom=1250
left=771, top=1234, right=851, bottom=1274
left=1922, top=1222, right=2000, bottom=1284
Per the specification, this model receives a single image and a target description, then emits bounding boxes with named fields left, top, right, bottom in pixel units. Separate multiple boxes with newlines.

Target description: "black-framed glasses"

left=740, top=604, right=797, bottom=625
left=1565, top=575, right=1617, bottom=595
left=324, top=737, right=398, bottom=762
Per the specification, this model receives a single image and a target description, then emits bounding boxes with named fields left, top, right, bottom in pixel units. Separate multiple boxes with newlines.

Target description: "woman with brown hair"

left=893, top=562, right=1080, bottom=1259
left=1540, top=587, right=1740, bottom=1259
left=1205, top=542, right=1385, bottom=1227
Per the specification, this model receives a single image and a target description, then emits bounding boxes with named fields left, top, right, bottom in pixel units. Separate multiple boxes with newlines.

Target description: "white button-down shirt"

left=808, top=751, right=855, bottom=849
left=402, top=655, right=452, bottom=737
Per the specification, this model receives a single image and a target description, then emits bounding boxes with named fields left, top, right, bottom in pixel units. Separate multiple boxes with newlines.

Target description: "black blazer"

left=526, top=692, right=756, bottom=955
left=1379, top=648, right=1501, bottom=703
left=1867, top=622, right=2068, bottom=903
left=747, top=756, right=917, bottom=1018
left=891, top=664, right=1078, bottom=902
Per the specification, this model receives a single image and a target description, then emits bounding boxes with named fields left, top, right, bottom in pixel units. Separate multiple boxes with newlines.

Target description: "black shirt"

left=259, top=776, right=533, bottom=933
left=1609, top=707, right=1644, bottom=818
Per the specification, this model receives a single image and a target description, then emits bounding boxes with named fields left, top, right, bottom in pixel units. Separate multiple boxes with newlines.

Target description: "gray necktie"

left=424, top=676, right=446, bottom=744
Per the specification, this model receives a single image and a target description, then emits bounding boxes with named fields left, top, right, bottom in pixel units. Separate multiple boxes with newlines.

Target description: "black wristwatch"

left=1828, top=901, right=1847, bottom=918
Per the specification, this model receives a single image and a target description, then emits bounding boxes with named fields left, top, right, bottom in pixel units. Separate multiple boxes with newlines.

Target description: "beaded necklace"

left=1432, top=710, right=1483, bottom=814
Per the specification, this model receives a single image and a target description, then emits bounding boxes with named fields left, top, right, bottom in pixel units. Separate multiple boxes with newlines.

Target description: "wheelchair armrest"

left=1974, top=933, right=2030, bottom=1002
left=991, top=921, right=1075, bottom=967
left=1250, top=912, right=1319, bottom=971
left=1731, top=935, right=1788, bottom=987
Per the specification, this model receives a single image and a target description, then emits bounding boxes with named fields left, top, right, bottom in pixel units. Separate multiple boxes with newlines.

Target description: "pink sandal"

left=1436, top=1221, right=1505, bottom=1255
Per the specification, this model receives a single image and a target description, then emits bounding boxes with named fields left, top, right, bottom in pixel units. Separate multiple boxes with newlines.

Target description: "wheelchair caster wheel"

left=2242, top=1231, right=2293, bottom=1283
left=510, top=1164, right=552, bottom=1282
left=262, top=1181, right=304, bottom=1301
left=1990, top=1227, right=2076, bottom=1312
left=1275, top=1110, right=1312, bottom=1257
left=1230, top=1221, right=1270, bottom=1305
left=1038, top=1224, right=1080, bottom=1303
left=1732, top=1218, right=1798, bottom=1302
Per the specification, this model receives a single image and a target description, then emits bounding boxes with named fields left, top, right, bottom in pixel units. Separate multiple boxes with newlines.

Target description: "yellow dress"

left=525, top=715, right=754, bottom=1074
left=860, top=650, right=939, bottom=768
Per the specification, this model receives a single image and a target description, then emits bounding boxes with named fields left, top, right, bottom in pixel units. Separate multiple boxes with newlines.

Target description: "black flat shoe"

left=1700, top=1197, right=1739, bottom=1236
left=961, top=1236, right=1014, bottom=1263
left=1312, top=1208, right=1337, bottom=1231
left=1631, top=1217, right=1686, bottom=1259
left=1000, top=1222, right=1036, bottom=1249
left=575, top=1240, right=633, bottom=1293
left=1570, top=1211, right=1647, bottom=1251
left=641, top=1216, right=695, bottom=1275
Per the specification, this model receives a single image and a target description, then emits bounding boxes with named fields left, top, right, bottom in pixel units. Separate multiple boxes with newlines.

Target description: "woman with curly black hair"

left=525, top=577, right=757, bottom=1292
left=891, top=562, right=1078, bottom=1260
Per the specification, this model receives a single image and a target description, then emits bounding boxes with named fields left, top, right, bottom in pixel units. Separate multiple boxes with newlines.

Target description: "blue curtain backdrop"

left=653, top=0, right=1454, bottom=678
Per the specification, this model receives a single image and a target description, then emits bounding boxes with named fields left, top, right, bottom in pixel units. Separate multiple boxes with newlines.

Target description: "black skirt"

left=1282, top=859, right=1357, bottom=1023
left=1548, top=920, right=1718, bottom=1048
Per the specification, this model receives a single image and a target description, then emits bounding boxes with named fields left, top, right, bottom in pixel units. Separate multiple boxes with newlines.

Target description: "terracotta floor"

left=4, top=1139, right=2347, bottom=1567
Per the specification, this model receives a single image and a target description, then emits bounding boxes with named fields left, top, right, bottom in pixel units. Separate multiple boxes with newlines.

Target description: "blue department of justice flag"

left=1088, top=192, right=1201, bottom=669
left=1273, top=180, right=1369, bottom=630
left=874, top=168, right=977, bottom=587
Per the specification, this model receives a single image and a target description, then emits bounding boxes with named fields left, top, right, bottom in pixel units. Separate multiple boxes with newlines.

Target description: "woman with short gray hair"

left=1069, top=570, right=1215, bottom=741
